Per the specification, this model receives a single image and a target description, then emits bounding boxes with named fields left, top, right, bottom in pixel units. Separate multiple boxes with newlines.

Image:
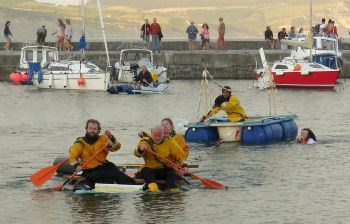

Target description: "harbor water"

left=1, top=80, right=350, bottom=224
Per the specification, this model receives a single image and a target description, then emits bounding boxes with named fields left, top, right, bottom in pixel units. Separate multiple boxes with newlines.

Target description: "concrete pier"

left=1, top=40, right=350, bottom=81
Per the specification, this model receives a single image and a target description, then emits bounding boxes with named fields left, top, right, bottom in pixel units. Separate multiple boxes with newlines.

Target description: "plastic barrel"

left=281, top=120, right=298, bottom=141
left=185, top=127, right=219, bottom=142
left=241, top=126, right=267, bottom=144
left=265, top=123, right=284, bottom=143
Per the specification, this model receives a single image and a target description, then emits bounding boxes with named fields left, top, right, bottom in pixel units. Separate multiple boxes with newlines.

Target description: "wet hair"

left=302, top=128, right=316, bottom=141
left=161, top=117, right=174, bottom=131
left=85, top=119, right=101, bottom=133
left=5, top=21, right=10, bottom=26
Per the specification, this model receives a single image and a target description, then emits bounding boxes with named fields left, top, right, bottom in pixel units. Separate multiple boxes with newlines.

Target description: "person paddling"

left=69, top=119, right=136, bottom=190
left=201, top=86, right=248, bottom=122
left=134, top=125, right=186, bottom=192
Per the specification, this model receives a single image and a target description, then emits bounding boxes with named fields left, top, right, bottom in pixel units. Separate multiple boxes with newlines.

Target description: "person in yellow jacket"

left=69, top=119, right=135, bottom=189
left=134, top=125, right=186, bottom=192
left=203, top=86, right=248, bottom=122
left=138, top=118, right=189, bottom=160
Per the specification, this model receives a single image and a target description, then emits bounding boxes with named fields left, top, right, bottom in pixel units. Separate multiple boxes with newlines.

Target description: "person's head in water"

left=222, top=86, right=232, bottom=99
left=161, top=118, right=174, bottom=137
left=151, top=125, right=164, bottom=144
left=300, top=128, right=316, bottom=143
left=85, top=119, right=101, bottom=138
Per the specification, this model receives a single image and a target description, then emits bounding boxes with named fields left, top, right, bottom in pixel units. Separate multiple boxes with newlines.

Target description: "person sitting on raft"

left=139, top=117, right=189, bottom=160
left=297, top=128, right=317, bottom=145
left=134, top=65, right=153, bottom=87
left=69, top=119, right=136, bottom=189
left=134, top=125, right=186, bottom=192
left=201, top=86, right=248, bottom=122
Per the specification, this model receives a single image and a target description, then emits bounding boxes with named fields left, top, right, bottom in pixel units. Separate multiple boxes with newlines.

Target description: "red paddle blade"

left=191, top=174, right=225, bottom=190
left=30, top=159, right=68, bottom=187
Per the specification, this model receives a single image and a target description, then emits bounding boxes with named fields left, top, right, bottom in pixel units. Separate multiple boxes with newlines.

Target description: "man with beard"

left=68, top=119, right=135, bottom=189
left=134, top=125, right=186, bottom=192
left=201, top=86, right=248, bottom=122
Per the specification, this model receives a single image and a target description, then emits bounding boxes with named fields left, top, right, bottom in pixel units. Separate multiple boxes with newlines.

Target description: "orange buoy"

left=21, top=73, right=30, bottom=82
left=10, top=72, right=22, bottom=83
left=78, top=74, right=85, bottom=87
left=294, top=64, right=302, bottom=71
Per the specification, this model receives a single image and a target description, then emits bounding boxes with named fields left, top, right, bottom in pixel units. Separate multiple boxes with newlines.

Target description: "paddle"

left=54, top=145, right=107, bottom=191
left=30, top=159, right=69, bottom=187
left=144, top=148, right=225, bottom=189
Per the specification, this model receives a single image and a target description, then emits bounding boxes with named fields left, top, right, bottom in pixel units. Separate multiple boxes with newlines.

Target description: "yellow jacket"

left=208, top=95, right=247, bottom=122
left=69, top=135, right=121, bottom=170
left=172, top=133, right=189, bottom=159
left=134, top=137, right=186, bottom=169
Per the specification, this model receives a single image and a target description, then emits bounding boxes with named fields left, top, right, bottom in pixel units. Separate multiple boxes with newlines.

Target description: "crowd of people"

left=265, top=18, right=339, bottom=49
left=140, top=17, right=228, bottom=53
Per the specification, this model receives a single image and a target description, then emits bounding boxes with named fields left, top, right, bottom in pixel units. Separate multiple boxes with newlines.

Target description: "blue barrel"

left=266, top=123, right=284, bottom=143
left=241, top=126, right=267, bottom=144
left=281, top=120, right=298, bottom=140
left=185, top=126, right=219, bottom=142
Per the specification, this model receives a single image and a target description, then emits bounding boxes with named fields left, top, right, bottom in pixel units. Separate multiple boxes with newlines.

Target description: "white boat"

left=32, top=60, right=110, bottom=91
left=32, top=0, right=111, bottom=91
left=114, top=49, right=168, bottom=83
left=10, top=45, right=59, bottom=84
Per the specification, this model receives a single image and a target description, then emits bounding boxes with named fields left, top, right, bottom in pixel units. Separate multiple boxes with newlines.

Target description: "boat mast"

left=80, top=0, right=86, bottom=57
left=309, top=0, right=313, bottom=62
left=97, top=0, right=111, bottom=67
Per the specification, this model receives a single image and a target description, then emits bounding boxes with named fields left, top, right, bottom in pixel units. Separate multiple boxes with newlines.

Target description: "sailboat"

left=254, top=0, right=341, bottom=89
left=31, top=0, right=111, bottom=91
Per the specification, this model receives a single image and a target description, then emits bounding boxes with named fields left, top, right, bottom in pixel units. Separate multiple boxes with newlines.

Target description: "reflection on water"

left=1, top=80, right=350, bottom=223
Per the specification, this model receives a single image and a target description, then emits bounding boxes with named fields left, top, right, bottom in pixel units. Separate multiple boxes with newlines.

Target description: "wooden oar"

left=54, top=145, right=107, bottom=191
left=144, top=148, right=225, bottom=190
left=30, top=159, right=69, bottom=187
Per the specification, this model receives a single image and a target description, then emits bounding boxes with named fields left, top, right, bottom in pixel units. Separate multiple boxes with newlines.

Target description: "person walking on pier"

left=216, top=17, right=227, bottom=51
left=64, top=19, right=74, bottom=51
left=3, top=21, right=12, bottom=52
left=201, top=23, right=210, bottom=51
left=150, top=18, right=161, bottom=53
left=140, top=19, right=151, bottom=43
left=51, top=19, right=65, bottom=51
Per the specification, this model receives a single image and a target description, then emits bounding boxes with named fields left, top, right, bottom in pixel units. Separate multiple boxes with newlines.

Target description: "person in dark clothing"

left=264, top=26, right=274, bottom=49
left=140, top=19, right=151, bottom=43
left=3, top=21, right=12, bottom=51
left=134, top=66, right=153, bottom=87
left=277, top=27, right=288, bottom=49
left=36, top=25, right=47, bottom=45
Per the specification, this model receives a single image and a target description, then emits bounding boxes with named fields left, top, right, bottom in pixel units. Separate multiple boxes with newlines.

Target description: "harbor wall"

left=1, top=40, right=350, bottom=81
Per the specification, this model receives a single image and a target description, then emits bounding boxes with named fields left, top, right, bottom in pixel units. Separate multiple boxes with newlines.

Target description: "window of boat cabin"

left=37, top=51, right=43, bottom=62
left=46, top=51, right=56, bottom=62
left=25, top=50, right=34, bottom=62
left=275, top=65, right=289, bottom=69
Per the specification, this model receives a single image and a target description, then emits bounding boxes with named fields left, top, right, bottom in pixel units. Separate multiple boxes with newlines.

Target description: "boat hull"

left=32, top=72, right=110, bottom=91
left=273, top=70, right=340, bottom=88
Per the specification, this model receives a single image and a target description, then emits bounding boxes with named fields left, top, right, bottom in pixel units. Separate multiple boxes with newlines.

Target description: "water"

left=1, top=80, right=350, bottom=224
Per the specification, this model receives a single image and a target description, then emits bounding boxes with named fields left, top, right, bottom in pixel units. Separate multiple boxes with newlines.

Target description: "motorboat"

left=114, top=49, right=168, bottom=83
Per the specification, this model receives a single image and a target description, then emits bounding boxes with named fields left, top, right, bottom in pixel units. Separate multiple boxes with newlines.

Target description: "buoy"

left=294, top=64, right=302, bottom=71
left=63, top=73, right=68, bottom=88
left=21, top=73, right=30, bottom=82
left=10, top=72, right=22, bottom=83
left=78, top=74, right=85, bottom=87
left=48, top=72, right=54, bottom=88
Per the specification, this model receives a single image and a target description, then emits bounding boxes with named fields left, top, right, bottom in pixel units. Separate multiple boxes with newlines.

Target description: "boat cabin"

left=20, top=46, right=59, bottom=70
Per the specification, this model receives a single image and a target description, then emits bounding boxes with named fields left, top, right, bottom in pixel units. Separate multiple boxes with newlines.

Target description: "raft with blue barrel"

left=184, top=114, right=298, bottom=145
